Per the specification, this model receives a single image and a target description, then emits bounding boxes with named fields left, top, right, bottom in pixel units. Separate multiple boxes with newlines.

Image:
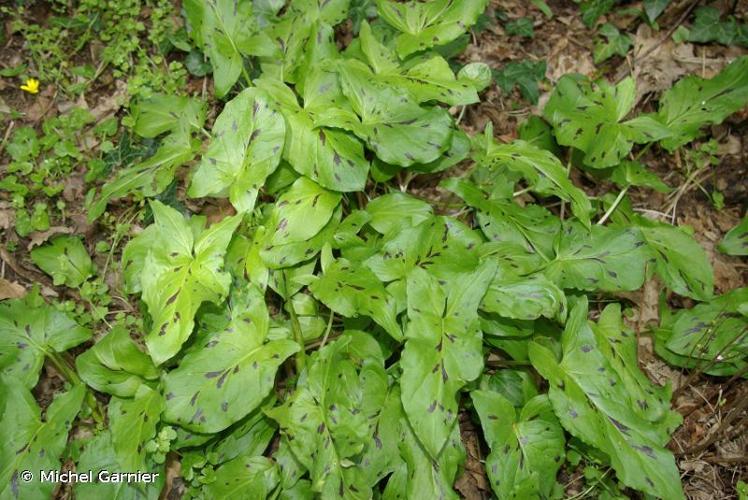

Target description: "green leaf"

left=546, top=222, right=649, bottom=292
left=654, top=288, right=748, bottom=376
left=375, top=0, right=489, bottom=57
left=109, top=385, right=164, bottom=471
left=269, top=177, right=341, bottom=246
left=184, top=0, right=272, bottom=97
left=593, top=23, right=633, bottom=64
left=578, top=0, right=616, bottom=27
left=0, top=290, right=91, bottom=388
left=188, top=88, right=285, bottom=213
left=138, top=201, right=242, bottom=365
left=493, top=60, right=546, bottom=104
left=528, top=299, right=685, bottom=499
left=365, top=192, right=433, bottom=235
left=0, top=380, right=85, bottom=499
left=639, top=220, right=713, bottom=300
left=74, top=432, right=163, bottom=500
left=267, top=332, right=388, bottom=498
left=504, top=17, right=534, bottom=38
left=657, top=56, right=748, bottom=151
left=400, top=262, right=496, bottom=459
left=205, top=456, right=280, bottom=499
left=163, top=287, right=299, bottom=433
left=76, top=325, right=160, bottom=398
left=718, top=216, right=748, bottom=256
left=473, top=139, right=592, bottom=224
left=482, top=271, right=567, bottom=322
left=358, top=22, right=481, bottom=106
left=544, top=75, right=670, bottom=167
left=478, top=369, right=539, bottom=408
left=471, top=391, right=564, bottom=498
left=687, top=7, right=748, bottom=47
left=256, top=78, right=371, bottom=193
left=389, top=412, right=464, bottom=500
left=131, top=94, right=206, bottom=139
left=643, top=0, right=670, bottom=22
left=333, top=59, right=454, bottom=167
left=87, top=132, right=201, bottom=221
left=30, top=235, right=94, bottom=288
left=310, top=258, right=402, bottom=340
left=603, top=160, right=671, bottom=193
left=209, top=409, right=277, bottom=464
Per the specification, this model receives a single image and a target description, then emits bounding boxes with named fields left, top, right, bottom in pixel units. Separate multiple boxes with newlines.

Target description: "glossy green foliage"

left=30, top=235, right=93, bottom=288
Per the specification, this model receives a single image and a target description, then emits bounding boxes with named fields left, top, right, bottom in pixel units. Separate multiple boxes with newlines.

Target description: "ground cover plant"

left=0, top=0, right=747, bottom=498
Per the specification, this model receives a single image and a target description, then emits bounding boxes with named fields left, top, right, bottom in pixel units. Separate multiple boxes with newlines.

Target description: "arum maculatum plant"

left=3, top=0, right=748, bottom=498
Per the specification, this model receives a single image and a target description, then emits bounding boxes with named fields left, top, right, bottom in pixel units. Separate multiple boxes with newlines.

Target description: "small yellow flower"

left=20, top=78, right=40, bottom=94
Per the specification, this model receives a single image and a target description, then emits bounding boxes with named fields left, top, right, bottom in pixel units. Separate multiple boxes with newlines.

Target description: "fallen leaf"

left=27, top=226, right=74, bottom=250
left=0, top=278, right=25, bottom=300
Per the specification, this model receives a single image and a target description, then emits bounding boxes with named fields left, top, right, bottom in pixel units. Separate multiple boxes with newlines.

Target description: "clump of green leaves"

left=7, top=1, right=748, bottom=500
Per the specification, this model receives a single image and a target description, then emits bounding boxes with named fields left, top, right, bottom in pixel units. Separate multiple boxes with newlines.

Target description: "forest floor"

left=0, top=0, right=746, bottom=498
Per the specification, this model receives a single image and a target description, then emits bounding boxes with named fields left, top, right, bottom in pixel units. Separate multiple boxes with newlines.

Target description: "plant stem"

left=47, top=352, right=104, bottom=424
left=283, top=272, right=306, bottom=373
left=597, top=186, right=628, bottom=225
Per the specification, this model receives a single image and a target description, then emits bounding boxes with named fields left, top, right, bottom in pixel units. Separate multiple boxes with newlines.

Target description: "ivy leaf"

left=656, top=56, right=748, bottom=151
left=109, top=385, right=164, bottom=471
left=471, top=391, right=565, bottom=498
left=189, top=88, right=286, bottom=213
left=138, top=202, right=241, bottom=365
left=30, top=235, right=93, bottom=288
left=76, top=325, right=160, bottom=398
left=643, top=0, right=670, bottom=22
left=493, top=60, right=546, bottom=104
left=545, top=222, right=649, bottom=292
left=655, top=288, right=748, bottom=376
left=309, top=258, right=402, bottom=340
left=528, top=299, right=685, bottom=499
left=163, top=287, right=299, bottom=433
left=266, top=333, right=388, bottom=498
left=0, top=290, right=91, bottom=388
left=184, top=0, right=272, bottom=97
left=205, top=456, right=280, bottom=498
left=718, top=216, right=748, bottom=256
left=593, top=23, right=633, bottom=64
left=687, top=7, right=748, bottom=47
left=544, top=75, right=670, bottom=167
left=375, top=0, right=489, bottom=57
left=0, top=380, right=85, bottom=499
left=578, top=0, right=616, bottom=27
left=473, top=139, right=592, bottom=224
left=334, top=59, right=454, bottom=167
left=400, top=262, right=496, bottom=459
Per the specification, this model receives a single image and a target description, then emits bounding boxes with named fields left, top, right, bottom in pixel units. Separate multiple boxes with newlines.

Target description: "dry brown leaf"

left=0, top=277, right=25, bottom=300
left=27, top=226, right=74, bottom=250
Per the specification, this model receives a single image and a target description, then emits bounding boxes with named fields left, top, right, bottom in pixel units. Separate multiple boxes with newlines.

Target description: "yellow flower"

left=20, top=78, right=40, bottom=94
